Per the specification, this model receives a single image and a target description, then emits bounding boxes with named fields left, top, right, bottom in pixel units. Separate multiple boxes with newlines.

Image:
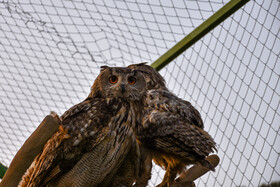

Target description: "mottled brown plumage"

left=128, top=63, right=216, bottom=187
left=20, top=66, right=147, bottom=187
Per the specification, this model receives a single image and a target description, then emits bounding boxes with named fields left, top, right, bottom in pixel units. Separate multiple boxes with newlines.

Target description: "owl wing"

left=139, top=113, right=216, bottom=171
left=140, top=90, right=216, bottom=168
left=147, top=89, right=204, bottom=129
left=140, top=115, right=216, bottom=158
left=20, top=99, right=110, bottom=186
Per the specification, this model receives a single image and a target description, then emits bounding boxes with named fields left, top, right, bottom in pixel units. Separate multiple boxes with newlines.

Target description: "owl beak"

left=120, top=84, right=125, bottom=94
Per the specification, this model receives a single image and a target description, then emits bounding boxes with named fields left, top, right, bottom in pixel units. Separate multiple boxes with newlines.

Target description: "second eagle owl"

left=20, top=66, right=147, bottom=187
left=128, top=63, right=217, bottom=187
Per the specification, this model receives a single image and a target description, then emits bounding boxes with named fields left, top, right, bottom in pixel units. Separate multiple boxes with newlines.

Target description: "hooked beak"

left=120, top=84, right=125, bottom=94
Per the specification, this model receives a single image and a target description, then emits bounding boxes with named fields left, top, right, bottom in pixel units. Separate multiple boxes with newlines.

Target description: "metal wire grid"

left=0, top=0, right=279, bottom=186
left=161, top=0, right=280, bottom=186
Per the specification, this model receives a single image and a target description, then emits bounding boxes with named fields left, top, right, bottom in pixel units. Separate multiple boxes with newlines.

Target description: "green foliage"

left=0, top=163, right=7, bottom=179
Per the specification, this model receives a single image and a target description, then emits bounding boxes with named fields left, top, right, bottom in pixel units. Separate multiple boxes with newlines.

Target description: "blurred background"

left=0, top=0, right=279, bottom=186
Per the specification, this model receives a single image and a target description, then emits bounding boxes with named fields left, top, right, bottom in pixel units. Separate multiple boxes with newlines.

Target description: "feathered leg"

left=134, top=146, right=153, bottom=187
left=156, top=164, right=181, bottom=187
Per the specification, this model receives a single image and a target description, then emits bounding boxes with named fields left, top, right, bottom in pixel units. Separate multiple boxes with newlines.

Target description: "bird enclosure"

left=0, top=0, right=279, bottom=186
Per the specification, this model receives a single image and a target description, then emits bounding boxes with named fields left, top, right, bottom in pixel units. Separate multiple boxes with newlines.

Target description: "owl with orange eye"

left=128, top=63, right=217, bottom=187
left=20, top=66, right=148, bottom=187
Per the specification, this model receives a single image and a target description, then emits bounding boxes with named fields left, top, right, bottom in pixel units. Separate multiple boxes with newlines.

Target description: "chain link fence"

left=0, top=0, right=279, bottom=186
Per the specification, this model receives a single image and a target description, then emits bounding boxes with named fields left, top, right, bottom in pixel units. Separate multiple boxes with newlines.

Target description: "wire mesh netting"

left=0, top=0, right=279, bottom=186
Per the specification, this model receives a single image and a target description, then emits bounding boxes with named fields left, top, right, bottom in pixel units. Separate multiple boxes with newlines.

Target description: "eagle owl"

left=20, top=66, right=147, bottom=187
left=128, top=63, right=217, bottom=187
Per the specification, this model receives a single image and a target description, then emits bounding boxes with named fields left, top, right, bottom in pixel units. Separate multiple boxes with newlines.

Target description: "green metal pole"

left=0, top=163, right=7, bottom=179
left=151, top=0, right=250, bottom=71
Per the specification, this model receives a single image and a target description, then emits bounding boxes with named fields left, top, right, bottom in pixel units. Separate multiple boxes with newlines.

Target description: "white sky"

left=0, top=0, right=279, bottom=186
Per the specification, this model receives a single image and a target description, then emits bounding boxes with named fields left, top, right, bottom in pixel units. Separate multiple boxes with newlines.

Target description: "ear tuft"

left=100, top=65, right=110, bottom=71
left=136, top=62, right=148, bottom=66
left=128, top=62, right=148, bottom=67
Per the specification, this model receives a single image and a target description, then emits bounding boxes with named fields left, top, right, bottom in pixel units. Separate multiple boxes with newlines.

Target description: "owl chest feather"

left=60, top=99, right=142, bottom=147
left=109, top=100, right=141, bottom=130
left=45, top=99, right=143, bottom=187
left=107, top=100, right=143, bottom=145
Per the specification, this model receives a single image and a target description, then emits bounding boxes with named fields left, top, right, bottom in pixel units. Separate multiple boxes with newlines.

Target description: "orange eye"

left=109, top=75, right=118, bottom=84
left=128, top=76, right=136, bottom=85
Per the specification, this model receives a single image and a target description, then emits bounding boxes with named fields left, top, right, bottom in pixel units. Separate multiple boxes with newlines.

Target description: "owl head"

left=128, top=63, right=167, bottom=90
left=88, top=66, right=147, bottom=101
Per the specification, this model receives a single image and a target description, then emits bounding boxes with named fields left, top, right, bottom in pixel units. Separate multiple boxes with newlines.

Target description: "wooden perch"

left=174, top=154, right=220, bottom=187
left=0, top=115, right=59, bottom=187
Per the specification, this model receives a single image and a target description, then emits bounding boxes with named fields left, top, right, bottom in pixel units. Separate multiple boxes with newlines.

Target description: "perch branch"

left=0, top=115, right=59, bottom=187
left=174, top=154, right=220, bottom=187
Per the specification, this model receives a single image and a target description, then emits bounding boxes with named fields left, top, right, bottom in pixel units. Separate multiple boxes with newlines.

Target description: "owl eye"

left=128, top=76, right=136, bottom=85
left=109, top=75, right=118, bottom=84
